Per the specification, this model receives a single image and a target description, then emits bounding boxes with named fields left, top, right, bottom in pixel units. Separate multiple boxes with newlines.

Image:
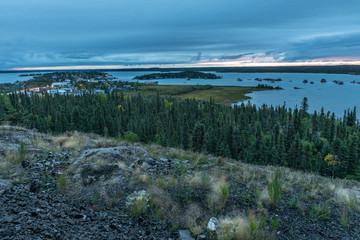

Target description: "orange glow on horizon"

left=9, top=59, right=360, bottom=71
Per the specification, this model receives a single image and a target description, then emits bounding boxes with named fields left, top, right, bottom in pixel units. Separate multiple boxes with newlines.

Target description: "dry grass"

left=54, top=132, right=89, bottom=150
left=187, top=172, right=212, bottom=189
left=217, top=216, right=251, bottom=240
left=139, top=173, right=151, bottom=184
left=335, top=188, right=360, bottom=210
left=266, top=166, right=360, bottom=205
left=117, top=161, right=127, bottom=170
left=33, top=137, right=59, bottom=152
left=0, top=125, right=30, bottom=132
left=259, top=188, right=270, bottom=204
left=146, top=144, right=212, bottom=167
left=53, top=131, right=122, bottom=150
left=184, top=203, right=203, bottom=236
left=207, top=175, right=229, bottom=212
left=126, top=190, right=149, bottom=216
left=0, top=154, right=27, bottom=182
left=148, top=187, right=180, bottom=224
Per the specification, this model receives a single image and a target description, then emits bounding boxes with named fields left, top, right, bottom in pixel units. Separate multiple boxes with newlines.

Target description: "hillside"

left=1, top=126, right=360, bottom=239
left=2, top=92, right=360, bottom=181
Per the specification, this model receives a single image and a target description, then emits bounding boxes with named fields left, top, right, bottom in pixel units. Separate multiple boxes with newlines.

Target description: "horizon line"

left=5, top=60, right=360, bottom=71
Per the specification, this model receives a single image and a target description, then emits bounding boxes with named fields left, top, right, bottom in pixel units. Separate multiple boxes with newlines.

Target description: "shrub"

left=268, top=171, right=282, bottom=207
left=123, top=131, right=139, bottom=143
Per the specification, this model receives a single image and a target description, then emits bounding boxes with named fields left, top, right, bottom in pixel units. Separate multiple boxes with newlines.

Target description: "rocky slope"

left=1, top=126, right=360, bottom=240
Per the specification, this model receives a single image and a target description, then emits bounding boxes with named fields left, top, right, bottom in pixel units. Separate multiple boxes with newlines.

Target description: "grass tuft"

left=267, top=170, right=282, bottom=207
left=310, top=203, right=331, bottom=220
left=126, top=190, right=149, bottom=217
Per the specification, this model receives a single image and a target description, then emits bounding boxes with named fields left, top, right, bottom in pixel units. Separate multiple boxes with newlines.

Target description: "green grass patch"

left=141, top=85, right=279, bottom=104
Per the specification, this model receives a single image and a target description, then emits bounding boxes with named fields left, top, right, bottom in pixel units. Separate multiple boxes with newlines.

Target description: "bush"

left=268, top=171, right=282, bottom=207
left=123, top=131, right=139, bottom=143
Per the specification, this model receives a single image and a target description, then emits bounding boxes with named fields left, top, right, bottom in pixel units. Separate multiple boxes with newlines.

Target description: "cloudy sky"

left=1, top=0, right=360, bottom=70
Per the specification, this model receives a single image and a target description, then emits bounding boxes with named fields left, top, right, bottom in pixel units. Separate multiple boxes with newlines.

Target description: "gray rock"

left=196, top=235, right=206, bottom=240
left=79, top=146, right=147, bottom=163
left=0, top=178, right=12, bottom=194
left=1, top=216, right=16, bottom=223
left=178, top=230, right=194, bottom=240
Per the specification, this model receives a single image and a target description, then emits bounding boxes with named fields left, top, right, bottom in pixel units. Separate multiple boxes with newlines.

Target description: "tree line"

left=0, top=91, right=359, bottom=180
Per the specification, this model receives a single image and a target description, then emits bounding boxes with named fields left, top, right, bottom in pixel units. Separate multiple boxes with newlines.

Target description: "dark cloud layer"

left=1, top=0, right=360, bottom=69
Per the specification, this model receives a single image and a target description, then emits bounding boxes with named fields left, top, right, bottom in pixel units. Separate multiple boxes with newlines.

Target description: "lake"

left=2, top=71, right=360, bottom=118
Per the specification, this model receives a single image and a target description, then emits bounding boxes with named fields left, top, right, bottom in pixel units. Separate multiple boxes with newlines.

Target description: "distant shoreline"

left=1, top=65, right=360, bottom=75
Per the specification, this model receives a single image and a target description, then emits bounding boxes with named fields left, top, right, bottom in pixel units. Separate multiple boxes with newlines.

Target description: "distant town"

left=0, top=71, right=148, bottom=96
left=0, top=71, right=227, bottom=97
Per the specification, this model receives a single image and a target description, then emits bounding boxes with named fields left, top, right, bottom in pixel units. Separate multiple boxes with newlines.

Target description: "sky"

left=1, top=0, right=360, bottom=70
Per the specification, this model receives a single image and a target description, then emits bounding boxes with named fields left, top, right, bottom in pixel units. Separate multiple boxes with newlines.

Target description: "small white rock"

left=207, top=217, right=220, bottom=231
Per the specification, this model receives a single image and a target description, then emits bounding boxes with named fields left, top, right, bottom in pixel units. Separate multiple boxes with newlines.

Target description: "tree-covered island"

left=133, top=71, right=222, bottom=80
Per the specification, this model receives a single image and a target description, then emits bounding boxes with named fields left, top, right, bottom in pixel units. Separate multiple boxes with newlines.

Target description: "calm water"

left=2, top=71, right=360, bottom=118
left=108, top=71, right=360, bottom=118
left=0, top=72, right=45, bottom=83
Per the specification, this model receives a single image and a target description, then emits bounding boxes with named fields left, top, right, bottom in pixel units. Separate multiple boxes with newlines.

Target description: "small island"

left=19, top=73, right=43, bottom=77
left=263, top=78, right=282, bottom=82
left=133, top=71, right=222, bottom=80
left=255, top=84, right=283, bottom=89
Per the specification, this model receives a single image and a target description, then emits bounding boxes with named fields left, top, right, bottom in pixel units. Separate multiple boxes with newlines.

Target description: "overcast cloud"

left=1, top=0, right=360, bottom=69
